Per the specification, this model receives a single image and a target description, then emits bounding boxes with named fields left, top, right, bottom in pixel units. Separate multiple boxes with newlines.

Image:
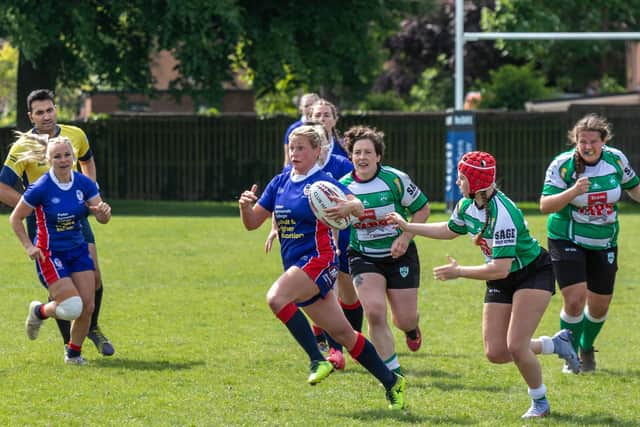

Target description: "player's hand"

left=26, top=245, right=44, bottom=261
left=89, top=201, right=111, bottom=216
left=390, top=235, right=409, bottom=258
left=239, top=184, right=258, bottom=209
left=264, top=229, right=278, bottom=253
left=324, top=195, right=351, bottom=220
left=572, top=177, right=591, bottom=195
left=433, top=255, right=460, bottom=281
left=88, top=201, right=112, bottom=223
left=385, top=212, right=408, bottom=230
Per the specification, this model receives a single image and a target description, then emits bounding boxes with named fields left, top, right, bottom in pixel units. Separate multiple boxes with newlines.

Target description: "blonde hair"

left=13, top=131, right=75, bottom=164
left=288, top=125, right=324, bottom=149
left=568, top=114, right=613, bottom=176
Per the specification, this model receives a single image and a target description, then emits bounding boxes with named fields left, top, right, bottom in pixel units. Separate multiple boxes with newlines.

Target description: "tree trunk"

left=16, top=50, right=57, bottom=131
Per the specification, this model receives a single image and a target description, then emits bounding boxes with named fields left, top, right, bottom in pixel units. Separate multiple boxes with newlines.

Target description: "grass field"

left=1, top=201, right=639, bottom=426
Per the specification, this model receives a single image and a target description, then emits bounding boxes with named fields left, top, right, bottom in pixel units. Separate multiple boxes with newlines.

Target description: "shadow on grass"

left=407, top=367, right=463, bottom=380
left=551, top=411, right=638, bottom=426
left=338, top=409, right=476, bottom=425
left=93, top=358, right=205, bottom=371
left=430, top=381, right=505, bottom=393
left=597, top=368, right=640, bottom=378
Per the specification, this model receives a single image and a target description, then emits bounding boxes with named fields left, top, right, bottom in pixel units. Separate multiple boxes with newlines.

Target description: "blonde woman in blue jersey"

left=239, top=125, right=406, bottom=410
left=386, top=151, right=579, bottom=419
left=540, top=114, right=640, bottom=373
left=266, top=123, right=362, bottom=370
left=9, top=133, right=111, bottom=365
left=0, top=89, right=114, bottom=356
left=340, top=126, right=430, bottom=378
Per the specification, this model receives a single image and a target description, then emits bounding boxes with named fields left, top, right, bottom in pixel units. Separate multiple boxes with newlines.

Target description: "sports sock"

left=67, top=342, right=82, bottom=358
left=90, top=286, right=103, bottom=330
left=55, top=319, right=72, bottom=345
left=383, top=353, right=401, bottom=372
left=312, top=324, right=326, bottom=344
left=580, top=306, right=606, bottom=351
left=35, top=304, right=48, bottom=320
left=560, top=309, right=584, bottom=353
left=276, top=303, right=324, bottom=361
left=340, top=299, right=363, bottom=332
left=348, top=332, right=396, bottom=390
left=325, top=332, right=343, bottom=352
left=527, top=384, right=547, bottom=400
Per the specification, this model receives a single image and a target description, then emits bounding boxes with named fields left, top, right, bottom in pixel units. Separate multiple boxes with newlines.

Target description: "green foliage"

left=0, top=0, right=242, bottom=108
left=481, top=0, right=638, bottom=92
left=0, top=42, right=17, bottom=126
left=0, top=1, right=420, bottom=113
left=1, top=203, right=640, bottom=425
left=240, top=1, right=416, bottom=104
left=599, top=74, right=626, bottom=94
left=254, top=64, right=301, bottom=116
left=476, top=63, right=554, bottom=110
left=358, top=91, right=407, bottom=112
left=408, top=55, right=454, bottom=112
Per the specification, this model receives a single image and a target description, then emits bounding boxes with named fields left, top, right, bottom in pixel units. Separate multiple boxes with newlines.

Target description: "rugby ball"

left=308, top=180, right=351, bottom=230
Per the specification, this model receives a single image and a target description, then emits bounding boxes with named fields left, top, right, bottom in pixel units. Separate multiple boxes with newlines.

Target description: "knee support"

left=55, top=296, right=83, bottom=320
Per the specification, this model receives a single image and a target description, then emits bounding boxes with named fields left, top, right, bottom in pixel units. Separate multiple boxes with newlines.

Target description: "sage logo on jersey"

left=399, top=266, right=409, bottom=278
left=494, top=228, right=516, bottom=245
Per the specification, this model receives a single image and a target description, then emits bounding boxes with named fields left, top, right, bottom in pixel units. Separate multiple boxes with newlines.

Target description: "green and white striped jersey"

left=448, top=191, right=541, bottom=272
left=341, top=165, right=428, bottom=258
left=542, top=146, right=639, bottom=249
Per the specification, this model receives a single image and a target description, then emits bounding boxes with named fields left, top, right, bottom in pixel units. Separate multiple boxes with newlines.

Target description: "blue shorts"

left=293, top=255, right=339, bottom=307
left=27, top=215, right=96, bottom=244
left=36, top=242, right=95, bottom=288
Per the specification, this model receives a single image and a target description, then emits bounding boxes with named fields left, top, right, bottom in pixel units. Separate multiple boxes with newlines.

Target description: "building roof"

left=525, top=91, right=640, bottom=112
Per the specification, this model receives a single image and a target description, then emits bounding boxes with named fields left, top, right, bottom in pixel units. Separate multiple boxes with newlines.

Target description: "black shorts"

left=547, top=238, right=617, bottom=295
left=347, top=242, right=420, bottom=290
left=484, top=249, right=555, bottom=304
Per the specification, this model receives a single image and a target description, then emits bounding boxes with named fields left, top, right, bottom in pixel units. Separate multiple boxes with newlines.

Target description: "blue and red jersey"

left=258, top=167, right=351, bottom=270
left=22, top=170, right=99, bottom=252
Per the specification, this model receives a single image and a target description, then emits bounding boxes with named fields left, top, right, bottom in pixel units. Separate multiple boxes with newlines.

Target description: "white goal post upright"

left=453, top=0, right=640, bottom=109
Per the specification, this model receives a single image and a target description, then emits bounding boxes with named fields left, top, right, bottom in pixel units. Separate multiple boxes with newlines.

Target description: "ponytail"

left=473, top=191, right=491, bottom=247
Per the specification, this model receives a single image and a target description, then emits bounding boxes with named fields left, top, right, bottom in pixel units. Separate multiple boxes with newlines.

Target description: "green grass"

left=1, top=201, right=639, bottom=426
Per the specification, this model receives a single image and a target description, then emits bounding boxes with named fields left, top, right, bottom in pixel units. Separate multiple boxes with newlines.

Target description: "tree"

left=374, top=0, right=521, bottom=108
left=476, top=63, right=553, bottom=110
left=0, top=1, right=419, bottom=128
left=238, top=0, right=424, bottom=106
left=481, top=0, right=638, bottom=93
left=0, top=1, right=241, bottom=128
left=0, top=42, right=17, bottom=125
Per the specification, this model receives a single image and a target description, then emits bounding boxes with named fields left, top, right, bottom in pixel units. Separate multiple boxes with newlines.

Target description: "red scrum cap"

left=458, top=151, right=496, bottom=194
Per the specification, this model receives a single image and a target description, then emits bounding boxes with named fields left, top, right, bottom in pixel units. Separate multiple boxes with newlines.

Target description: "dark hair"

left=27, top=89, right=55, bottom=112
left=568, top=114, right=612, bottom=176
left=343, top=125, right=385, bottom=160
left=474, top=190, right=491, bottom=246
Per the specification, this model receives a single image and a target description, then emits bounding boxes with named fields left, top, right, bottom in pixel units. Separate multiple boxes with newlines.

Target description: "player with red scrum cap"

left=386, top=151, right=580, bottom=419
